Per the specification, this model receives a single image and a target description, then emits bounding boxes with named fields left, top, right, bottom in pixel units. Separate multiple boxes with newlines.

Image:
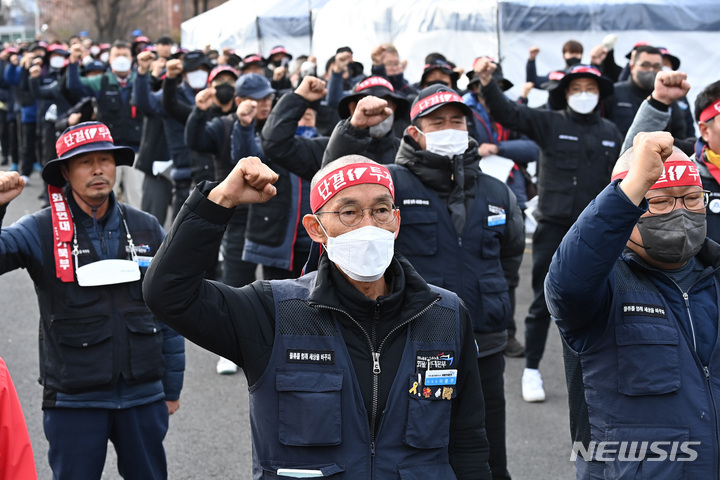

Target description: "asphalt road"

left=1, top=170, right=576, bottom=479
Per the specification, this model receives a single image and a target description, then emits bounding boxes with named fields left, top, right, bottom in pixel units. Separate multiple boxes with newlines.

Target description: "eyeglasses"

left=637, top=62, right=662, bottom=72
left=646, top=190, right=709, bottom=215
left=316, top=202, right=398, bottom=227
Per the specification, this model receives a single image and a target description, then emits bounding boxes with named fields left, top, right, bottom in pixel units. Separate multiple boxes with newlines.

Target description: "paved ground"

left=1, top=170, right=576, bottom=479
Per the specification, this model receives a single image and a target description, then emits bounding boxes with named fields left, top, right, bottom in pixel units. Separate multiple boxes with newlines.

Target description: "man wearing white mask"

left=69, top=41, right=146, bottom=208
left=143, top=154, right=491, bottom=479
left=387, top=84, right=525, bottom=480
left=0, top=121, right=184, bottom=479
left=322, top=76, right=410, bottom=165
left=476, top=59, right=622, bottom=404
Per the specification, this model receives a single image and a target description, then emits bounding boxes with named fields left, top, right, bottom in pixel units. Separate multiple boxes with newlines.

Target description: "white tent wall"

left=180, top=0, right=330, bottom=57
left=183, top=0, right=720, bottom=126
left=311, top=0, right=497, bottom=83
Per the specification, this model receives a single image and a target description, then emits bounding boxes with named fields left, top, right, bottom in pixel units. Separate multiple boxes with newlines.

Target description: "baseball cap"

left=338, top=76, right=409, bottom=119
left=410, top=84, right=471, bottom=122
left=235, top=73, right=275, bottom=99
left=182, top=50, right=213, bottom=72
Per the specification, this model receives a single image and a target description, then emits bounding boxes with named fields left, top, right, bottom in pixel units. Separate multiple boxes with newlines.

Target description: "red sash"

left=48, top=185, right=74, bottom=282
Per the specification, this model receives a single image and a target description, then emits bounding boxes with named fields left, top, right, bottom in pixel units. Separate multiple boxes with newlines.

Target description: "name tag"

left=425, top=369, right=458, bottom=386
left=488, top=214, right=506, bottom=226
left=136, top=256, right=153, bottom=267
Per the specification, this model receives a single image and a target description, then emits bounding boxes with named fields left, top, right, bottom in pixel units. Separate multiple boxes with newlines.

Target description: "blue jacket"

left=0, top=191, right=184, bottom=409
left=132, top=72, right=195, bottom=178
left=5, top=64, right=37, bottom=123
left=546, top=182, right=720, bottom=479
left=232, top=119, right=311, bottom=271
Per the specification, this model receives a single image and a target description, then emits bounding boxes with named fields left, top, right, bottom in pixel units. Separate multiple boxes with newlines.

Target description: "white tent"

left=180, top=0, right=331, bottom=57
left=182, top=0, right=720, bottom=114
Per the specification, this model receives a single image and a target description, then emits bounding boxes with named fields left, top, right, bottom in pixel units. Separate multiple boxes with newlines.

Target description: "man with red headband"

left=144, top=154, right=491, bottom=479
left=0, top=121, right=184, bottom=479
left=546, top=131, right=719, bottom=478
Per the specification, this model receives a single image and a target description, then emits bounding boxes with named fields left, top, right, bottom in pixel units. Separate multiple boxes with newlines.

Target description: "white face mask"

left=318, top=223, right=395, bottom=282
left=100, top=52, right=110, bottom=63
left=49, top=56, right=65, bottom=69
left=186, top=70, right=209, bottom=89
left=567, top=91, right=599, bottom=114
left=369, top=112, right=394, bottom=138
left=110, top=56, right=132, bottom=73
left=90, top=46, right=100, bottom=56
left=417, top=128, right=468, bottom=157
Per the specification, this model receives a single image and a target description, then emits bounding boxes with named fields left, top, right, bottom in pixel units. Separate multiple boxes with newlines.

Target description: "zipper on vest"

left=682, top=292, right=699, bottom=352
left=314, top=297, right=440, bottom=444
left=703, top=365, right=720, bottom=477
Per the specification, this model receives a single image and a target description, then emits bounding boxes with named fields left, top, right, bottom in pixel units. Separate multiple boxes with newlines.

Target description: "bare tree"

left=87, top=0, right=154, bottom=41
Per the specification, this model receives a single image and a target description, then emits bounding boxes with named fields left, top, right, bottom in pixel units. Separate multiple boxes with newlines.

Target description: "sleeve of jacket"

left=4, top=65, right=20, bottom=86
left=324, top=70, right=344, bottom=110
left=260, top=92, right=326, bottom=181
left=67, top=62, right=94, bottom=98
left=449, top=301, right=492, bottom=480
left=321, top=119, right=372, bottom=167
left=132, top=72, right=164, bottom=117
left=231, top=120, right=264, bottom=161
left=185, top=107, right=223, bottom=154
left=0, top=358, right=38, bottom=480
left=160, top=323, right=184, bottom=401
left=0, top=206, right=44, bottom=277
left=143, top=184, right=276, bottom=378
left=481, top=79, right=552, bottom=149
left=545, top=182, right=645, bottom=351
left=620, top=98, right=671, bottom=153
left=496, top=138, right=540, bottom=165
left=162, top=76, right=192, bottom=124
left=500, top=186, right=526, bottom=282
left=525, top=59, right=549, bottom=87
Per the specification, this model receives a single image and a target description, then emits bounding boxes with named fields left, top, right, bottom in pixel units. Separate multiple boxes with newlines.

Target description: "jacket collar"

left=308, top=252, right=440, bottom=325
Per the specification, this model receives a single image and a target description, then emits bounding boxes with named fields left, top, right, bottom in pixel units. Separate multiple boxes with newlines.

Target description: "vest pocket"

left=124, top=310, right=164, bottom=384
left=260, top=461, right=344, bottom=478
left=616, top=323, right=680, bottom=396
left=397, top=462, right=457, bottom=479
left=49, top=314, right=113, bottom=391
left=276, top=369, right=343, bottom=446
left=405, top=374, right=452, bottom=448
left=602, top=425, right=689, bottom=479
left=396, top=210, right=438, bottom=256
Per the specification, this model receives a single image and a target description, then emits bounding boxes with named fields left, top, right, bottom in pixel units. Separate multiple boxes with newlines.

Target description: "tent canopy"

left=182, top=0, right=718, bottom=114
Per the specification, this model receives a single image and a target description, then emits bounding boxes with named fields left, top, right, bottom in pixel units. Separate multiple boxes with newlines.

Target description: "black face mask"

left=565, top=57, right=582, bottom=68
left=215, top=83, right=235, bottom=105
left=635, top=209, right=706, bottom=264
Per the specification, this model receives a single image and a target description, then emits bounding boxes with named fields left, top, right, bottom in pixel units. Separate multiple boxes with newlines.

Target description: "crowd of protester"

left=2, top=27, right=719, bottom=479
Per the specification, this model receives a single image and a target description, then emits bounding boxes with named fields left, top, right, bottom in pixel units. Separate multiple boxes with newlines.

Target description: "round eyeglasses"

left=646, top=190, right=709, bottom=215
left=315, top=202, right=398, bottom=227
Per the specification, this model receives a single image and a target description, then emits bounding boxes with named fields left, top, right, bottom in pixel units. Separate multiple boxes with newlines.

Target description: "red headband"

left=56, top=124, right=114, bottom=157
left=410, top=91, right=464, bottom=120
left=612, top=160, right=702, bottom=190
left=356, top=76, right=394, bottom=93
left=700, top=99, right=720, bottom=123
left=311, top=163, right=394, bottom=213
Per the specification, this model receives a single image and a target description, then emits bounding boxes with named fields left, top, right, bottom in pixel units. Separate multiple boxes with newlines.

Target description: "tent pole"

left=256, top=16, right=262, bottom=55
left=308, top=0, right=313, bottom=55
left=496, top=1, right=502, bottom=63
